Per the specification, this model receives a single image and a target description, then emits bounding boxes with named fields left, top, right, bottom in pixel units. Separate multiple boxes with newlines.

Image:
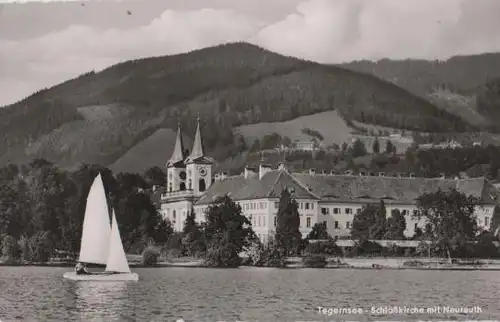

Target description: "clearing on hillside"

left=234, top=110, right=354, bottom=146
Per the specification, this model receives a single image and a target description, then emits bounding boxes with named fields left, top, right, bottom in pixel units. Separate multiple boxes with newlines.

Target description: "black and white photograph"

left=1, top=0, right=500, bottom=320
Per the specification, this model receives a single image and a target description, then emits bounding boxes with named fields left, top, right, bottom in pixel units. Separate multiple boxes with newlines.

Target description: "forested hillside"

left=341, top=53, right=500, bottom=95
left=341, top=53, right=500, bottom=131
left=0, top=42, right=474, bottom=171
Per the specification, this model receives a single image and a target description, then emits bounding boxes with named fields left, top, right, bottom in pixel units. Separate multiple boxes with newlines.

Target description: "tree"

left=281, top=136, right=292, bottom=148
left=182, top=205, right=205, bottom=257
left=27, top=231, right=53, bottom=263
left=374, top=200, right=387, bottom=239
left=384, top=209, right=406, bottom=240
left=203, top=195, right=253, bottom=267
left=250, top=139, right=261, bottom=152
left=351, top=139, right=367, bottom=158
left=416, top=189, right=479, bottom=259
left=351, top=202, right=386, bottom=241
left=143, top=166, right=167, bottom=187
left=306, top=222, right=330, bottom=240
left=341, top=142, right=348, bottom=153
left=490, top=205, right=500, bottom=236
left=275, top=189, right=302, bottom=256
left=385, top=140, right=395, bottom=154
left=1, top=235, right=20, bottom=261
left=372, top=137, right=380, bottom=154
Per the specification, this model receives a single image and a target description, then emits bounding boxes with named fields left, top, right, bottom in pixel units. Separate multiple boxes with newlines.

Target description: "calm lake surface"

left=0, top=266, right=499, bottom=321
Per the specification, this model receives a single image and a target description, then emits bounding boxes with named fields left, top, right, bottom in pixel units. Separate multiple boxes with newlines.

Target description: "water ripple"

left=0, top=266, right=499, bottom=321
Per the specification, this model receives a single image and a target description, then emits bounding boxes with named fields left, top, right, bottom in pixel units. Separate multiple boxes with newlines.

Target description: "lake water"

left=0, top=266, right=499, bottom=321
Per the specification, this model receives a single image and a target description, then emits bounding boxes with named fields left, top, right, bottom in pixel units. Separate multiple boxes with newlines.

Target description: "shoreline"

left=2, top=257, right=500, bottom=270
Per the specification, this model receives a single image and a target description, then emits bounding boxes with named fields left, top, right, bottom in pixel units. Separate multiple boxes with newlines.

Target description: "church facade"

left=159, top=121, right=499, bottom=244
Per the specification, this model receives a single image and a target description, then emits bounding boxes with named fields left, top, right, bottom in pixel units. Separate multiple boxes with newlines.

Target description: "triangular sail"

left=105, top=209, right=131, bottom=273
left=78, top=173, right=111, bottom=265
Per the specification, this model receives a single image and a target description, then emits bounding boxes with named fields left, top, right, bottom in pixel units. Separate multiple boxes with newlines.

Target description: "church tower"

left=185, top=116, right=213, bottom=195
left=166, top=122, right=188, bottom=192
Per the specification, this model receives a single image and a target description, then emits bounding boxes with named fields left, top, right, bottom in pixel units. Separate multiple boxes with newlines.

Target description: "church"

left=158, top=119, right=499, bottom=244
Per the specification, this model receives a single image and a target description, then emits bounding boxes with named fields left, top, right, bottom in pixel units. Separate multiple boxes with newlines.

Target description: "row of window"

left=321, top=207, right=358, bottom=215
left=243, top=202, right=268, bottom=211
left=331, top=221, right=423, bottom=231
left=250, top=215, right=312, bottom=228
left=168, top=179, right=207, bottom=192
left=241, top=201, right=316, bottom=211
left=321, top=207, right=420, bottom=216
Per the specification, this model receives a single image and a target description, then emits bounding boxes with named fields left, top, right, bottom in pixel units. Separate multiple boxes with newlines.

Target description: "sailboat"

left=63, top=173, right=139, bottom=281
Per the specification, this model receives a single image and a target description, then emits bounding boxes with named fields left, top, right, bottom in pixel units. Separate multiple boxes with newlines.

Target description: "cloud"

left=253, top=0, right=500, bottom=63
left=0, top=8, right=263, bottom=106
left=2, top=0, right=500, bottom=106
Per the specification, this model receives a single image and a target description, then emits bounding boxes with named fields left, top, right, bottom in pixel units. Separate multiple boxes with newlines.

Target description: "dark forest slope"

left=0, top=42, right=473, bottom=170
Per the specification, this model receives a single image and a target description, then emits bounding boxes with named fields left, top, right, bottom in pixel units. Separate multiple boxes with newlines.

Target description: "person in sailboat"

left=75, top=262, right=92, bottom=275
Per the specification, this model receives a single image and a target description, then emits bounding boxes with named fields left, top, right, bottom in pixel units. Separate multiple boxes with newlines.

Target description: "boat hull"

left=63, top=272, right=139, bottom=281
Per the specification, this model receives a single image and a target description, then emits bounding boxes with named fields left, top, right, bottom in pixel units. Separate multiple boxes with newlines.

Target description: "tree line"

left=2, top=158, right=500, bottom=267
left=0, top=160, right=171, bottom=264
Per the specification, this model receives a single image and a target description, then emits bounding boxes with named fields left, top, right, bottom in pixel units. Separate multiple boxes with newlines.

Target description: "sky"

left=1, top=0, right=500, bottom=106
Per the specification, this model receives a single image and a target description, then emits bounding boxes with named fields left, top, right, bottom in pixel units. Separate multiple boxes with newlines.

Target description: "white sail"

left=78, top=173, right=111, bottom=265
left=105, top=209, right=131, bottom=273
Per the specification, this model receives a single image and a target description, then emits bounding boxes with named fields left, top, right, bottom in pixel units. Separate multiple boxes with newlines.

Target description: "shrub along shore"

left=3, top=256, right=500, bottom=271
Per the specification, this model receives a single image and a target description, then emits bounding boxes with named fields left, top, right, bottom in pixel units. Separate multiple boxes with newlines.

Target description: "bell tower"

left=185, top=115, right=213, bottom=195
left=166, top=122, right=188, bottom=192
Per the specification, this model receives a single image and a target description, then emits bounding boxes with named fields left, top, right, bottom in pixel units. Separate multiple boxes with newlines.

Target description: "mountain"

left=0, top=42, right=473, bottom=173
left=476, top=77, right=500, bottom=119
left=340, top=53, right=500, bottom=130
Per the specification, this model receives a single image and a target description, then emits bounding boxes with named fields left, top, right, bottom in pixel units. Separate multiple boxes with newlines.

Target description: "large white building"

left=158, top=120, right=499, bottom=244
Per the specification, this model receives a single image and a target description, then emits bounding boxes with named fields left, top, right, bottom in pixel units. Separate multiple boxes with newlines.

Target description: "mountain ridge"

left=0, top=42, right=481, bottom=173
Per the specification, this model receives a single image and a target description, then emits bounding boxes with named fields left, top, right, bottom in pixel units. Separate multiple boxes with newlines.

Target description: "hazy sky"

left=1, top=0, right=500, bottom=106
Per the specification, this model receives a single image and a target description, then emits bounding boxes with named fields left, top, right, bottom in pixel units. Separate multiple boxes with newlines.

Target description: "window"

left=263, top=216, right=266, bottom=227
left=180, top=182, right=186, bottom=191
left=335, top=221, right=339, bottom=229
left=311, top=203, right=314, bottom=210
left=274, top=216, right=277, bottom=227
left=333, top=208, right=340, bottom=214
left=321, top=207, right=329, bottom=215
left=300, top=203, right=303, bottom=209
left=305, top=203, right=310, bottom=210
left=345, top=208, right=352, bottom=214
left=168, top=183, right=172, bottom=192
left=173, top=210, right=176, bottom=219
left=485, top=216, right=490, bottom=226
left=414, top=223, right=418, bottom=230
left=199, top=179, right=206, bottom=192
left=188, top=179, right=192, bottom=190
left=306, top=217, right=311, bottom=228
left=275, top=202, right=279, bottom=208
left=258, top=216, right=261, bottom=227
left=253, top=216, right=256, bottom=226
left=346, top=221, right=351, bottom=229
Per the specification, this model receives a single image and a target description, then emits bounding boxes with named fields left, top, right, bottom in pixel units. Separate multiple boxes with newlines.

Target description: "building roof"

left=185, top=117, right=213, bottom=165
left=166, top=124, right=187, bottom=167
left=293, top=174, right=496, bottom=204
left=196, top=175, right=254, bottom=205
left=195, top=169, right=498, bottom=205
